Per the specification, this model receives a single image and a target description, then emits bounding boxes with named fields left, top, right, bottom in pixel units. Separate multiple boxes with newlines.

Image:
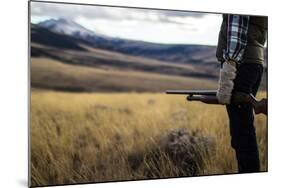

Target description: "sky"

left=31, top=2, right=223, bottom=46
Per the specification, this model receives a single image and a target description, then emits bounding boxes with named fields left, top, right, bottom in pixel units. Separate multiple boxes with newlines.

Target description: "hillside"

left=31, top=57, right=217, bottom=92
left=36, top=19, right=218, bottom=68
left=30, top=19, right=267, bottom=92
left=31, top=21, right=220, bottom=79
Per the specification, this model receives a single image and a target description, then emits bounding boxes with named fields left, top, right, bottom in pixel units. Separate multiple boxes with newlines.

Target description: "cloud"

left=31, top=1, right=208, bottom=23
left=160, top=10, right=205, bottom=18
left=31, top=2, right=110, bottom=20
left=30, top=1, right=222, bottom=45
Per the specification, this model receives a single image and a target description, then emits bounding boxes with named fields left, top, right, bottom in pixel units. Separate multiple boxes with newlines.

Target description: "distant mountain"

left=30, top=19, right=267, bottom=92
left=38, top=18, right=95, bottom=38
left=36, top=18, right=219, bottom=68
left=31, top=24, right=87, bottom=53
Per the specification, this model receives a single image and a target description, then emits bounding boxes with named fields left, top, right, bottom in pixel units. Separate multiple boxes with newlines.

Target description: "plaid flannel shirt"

left=223, top=15, right=250, bottom=63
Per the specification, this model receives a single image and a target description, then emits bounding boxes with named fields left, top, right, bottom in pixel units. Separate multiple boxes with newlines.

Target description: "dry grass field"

left=30, top=90, right=267, bottom=187
left=31, top=57, right=217, bottom=92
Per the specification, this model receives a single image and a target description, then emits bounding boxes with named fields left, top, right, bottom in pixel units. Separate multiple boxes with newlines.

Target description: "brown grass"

left=30, top=91, right=267, bottom=187
left=31, top=57, right=217, bottom=92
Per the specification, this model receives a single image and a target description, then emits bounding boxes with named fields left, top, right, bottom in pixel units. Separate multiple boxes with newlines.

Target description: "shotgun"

left=166, top=90, right=267, bottom=115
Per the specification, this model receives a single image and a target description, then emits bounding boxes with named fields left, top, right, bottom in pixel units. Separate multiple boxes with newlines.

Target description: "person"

left=216, top=14, right=267, bottom=173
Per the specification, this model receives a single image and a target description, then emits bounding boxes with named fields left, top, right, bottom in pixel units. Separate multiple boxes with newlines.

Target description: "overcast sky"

left=31, top=2, right=222, bottom=45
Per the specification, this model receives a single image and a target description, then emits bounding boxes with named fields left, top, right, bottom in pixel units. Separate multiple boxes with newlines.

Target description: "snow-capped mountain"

left=38, top=18, right=95, bottom=38
left=33, top=19, right=219, bottom=73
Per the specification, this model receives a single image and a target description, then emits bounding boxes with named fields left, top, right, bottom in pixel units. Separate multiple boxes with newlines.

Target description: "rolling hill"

left=31, top=57, right=217, bottom=92
left=29, top=18, right=263, bottom=92
left=36, top=19, right=218, bottom=67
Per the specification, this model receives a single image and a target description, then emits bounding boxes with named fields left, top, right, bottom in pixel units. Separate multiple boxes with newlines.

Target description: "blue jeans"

left=226, top=62, right=264, bottom=173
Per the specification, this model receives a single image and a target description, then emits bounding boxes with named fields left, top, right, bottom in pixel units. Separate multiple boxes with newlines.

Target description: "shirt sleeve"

left=223, top=15, right=250, bottom=63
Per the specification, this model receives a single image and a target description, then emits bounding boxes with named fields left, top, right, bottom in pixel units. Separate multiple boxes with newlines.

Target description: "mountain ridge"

left=35, top=18, right=219, bottom=69
left=38, top=18, right=96, bottom=38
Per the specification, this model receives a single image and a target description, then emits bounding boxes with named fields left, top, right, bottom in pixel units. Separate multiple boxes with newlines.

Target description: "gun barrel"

left=166, top=90, right=217, bottom=95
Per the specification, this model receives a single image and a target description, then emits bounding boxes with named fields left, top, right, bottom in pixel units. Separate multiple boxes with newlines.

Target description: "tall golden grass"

left=31, top=90, right=267, bottom=186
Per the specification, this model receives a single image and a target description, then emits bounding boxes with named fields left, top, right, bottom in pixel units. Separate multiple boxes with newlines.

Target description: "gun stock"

left=232, top=92, right=268, bottom=115
left=249, top=94, right=268, bottom=115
